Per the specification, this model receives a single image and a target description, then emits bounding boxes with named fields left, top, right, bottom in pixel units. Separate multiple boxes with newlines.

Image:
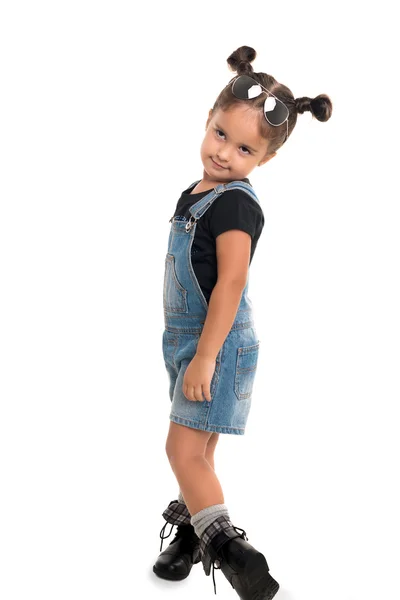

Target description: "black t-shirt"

left=172, top=177, right=265, bottom=304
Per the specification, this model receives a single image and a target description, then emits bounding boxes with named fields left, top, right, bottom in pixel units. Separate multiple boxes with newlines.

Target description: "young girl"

left=153, top=45, right=332, bottom=598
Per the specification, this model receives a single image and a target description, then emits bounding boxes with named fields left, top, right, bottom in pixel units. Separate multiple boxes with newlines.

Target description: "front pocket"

left=163, top=253, right=188, bottom=313
left=234, top=342, right=260, bottom=400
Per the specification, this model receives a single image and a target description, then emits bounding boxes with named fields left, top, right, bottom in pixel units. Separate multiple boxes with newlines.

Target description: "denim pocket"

left=234, top=342, right=260, bottom=400
left=163, top=253, right=188, bottom=313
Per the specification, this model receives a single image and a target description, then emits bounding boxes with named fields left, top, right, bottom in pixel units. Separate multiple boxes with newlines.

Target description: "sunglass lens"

left=264, top=96, right=289, bottom=126
left=232, top=75, right=262, bottom=100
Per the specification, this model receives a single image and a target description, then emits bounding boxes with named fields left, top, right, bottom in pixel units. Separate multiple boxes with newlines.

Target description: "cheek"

left=201, top=133, right=213, bottom=153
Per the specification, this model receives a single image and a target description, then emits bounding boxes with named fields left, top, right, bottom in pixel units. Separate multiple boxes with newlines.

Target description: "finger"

left=194, top=385, right=204, bottom=402
left=185, top=385, right=195, bottom=402
left=202, top=385, right=212, bottom=402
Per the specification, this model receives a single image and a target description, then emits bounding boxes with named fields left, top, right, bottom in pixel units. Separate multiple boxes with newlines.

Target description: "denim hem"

left=169, top=414, right=245, bottom=435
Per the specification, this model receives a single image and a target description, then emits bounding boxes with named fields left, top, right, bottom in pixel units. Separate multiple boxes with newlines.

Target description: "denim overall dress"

left=162, top=180, right=261, bottom=435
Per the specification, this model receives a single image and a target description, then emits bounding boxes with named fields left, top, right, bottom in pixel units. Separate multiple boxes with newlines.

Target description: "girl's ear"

left=258, top=152, right=277, bottom=167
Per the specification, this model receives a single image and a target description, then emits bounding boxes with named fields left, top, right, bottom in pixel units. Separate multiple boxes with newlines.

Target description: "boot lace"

left=209, top=526, right=248, bottom=595
left=211, top=558, right=222, bottom=595
left=159, top=521, right=174, bottom=552
left=159, top=521, right=200, bottom=561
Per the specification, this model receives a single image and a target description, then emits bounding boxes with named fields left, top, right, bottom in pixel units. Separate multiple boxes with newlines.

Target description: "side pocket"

left=234, top=342, right=260, bottom=401
left=163, top=253, right=188, bottom=313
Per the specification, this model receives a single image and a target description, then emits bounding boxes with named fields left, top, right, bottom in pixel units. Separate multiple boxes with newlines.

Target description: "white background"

left=1, top=1, right=399, bottom=599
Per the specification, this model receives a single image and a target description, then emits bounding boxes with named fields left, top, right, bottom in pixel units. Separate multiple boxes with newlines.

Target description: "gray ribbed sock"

left=178, top=490, right=186, bottom=505
left=190, top=503, right=230, bottom=539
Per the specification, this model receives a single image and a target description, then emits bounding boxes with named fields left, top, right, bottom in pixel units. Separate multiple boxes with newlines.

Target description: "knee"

left=165, top=438, right=174, bottom=463
left=165, top=439, right=201, bottom=469
left=165, top=437, right=181, bottom=465
left=165, top=441, right=185, bottom=468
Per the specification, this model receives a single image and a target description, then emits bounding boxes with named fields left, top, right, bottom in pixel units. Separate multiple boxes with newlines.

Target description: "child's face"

left=200, top=104, right=276, bottom=183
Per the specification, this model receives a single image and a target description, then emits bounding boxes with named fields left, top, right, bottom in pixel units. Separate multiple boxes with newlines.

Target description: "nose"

left=216, top=150, right=229, bottom=164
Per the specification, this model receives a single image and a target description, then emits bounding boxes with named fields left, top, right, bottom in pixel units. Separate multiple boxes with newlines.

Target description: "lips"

left=211, top=158, right=226, bottom=169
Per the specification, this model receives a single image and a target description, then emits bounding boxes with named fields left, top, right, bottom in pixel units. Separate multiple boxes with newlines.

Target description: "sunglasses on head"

left=231, top=74, right=289, bottom=142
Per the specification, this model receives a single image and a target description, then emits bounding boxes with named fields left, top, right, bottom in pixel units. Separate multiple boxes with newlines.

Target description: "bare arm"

left=196, top=229, right=252, bottom=361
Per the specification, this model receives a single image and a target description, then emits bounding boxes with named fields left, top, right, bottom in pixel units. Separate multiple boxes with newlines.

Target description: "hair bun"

left=310, top=94, right=333, bottom=122
left=227, top=46, right=256, bottom=75
left=295, top=97, right=311, bottom=114
left=296, top=94, right=333, bottom=122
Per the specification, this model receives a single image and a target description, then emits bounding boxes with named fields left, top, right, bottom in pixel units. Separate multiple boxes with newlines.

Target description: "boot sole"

left=233, top=551, right=280, bottom=600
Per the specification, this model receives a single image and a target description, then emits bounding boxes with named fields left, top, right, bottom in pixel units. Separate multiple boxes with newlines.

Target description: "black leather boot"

left=152, top=499, right=201, bottom=581
left=200, top=515, right=280, bottom=599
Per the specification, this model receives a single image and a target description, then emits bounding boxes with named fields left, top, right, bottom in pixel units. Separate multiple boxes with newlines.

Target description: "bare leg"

left=205, top=432, right=220, bottom=471
left=166, top=422, right=223, bottom=515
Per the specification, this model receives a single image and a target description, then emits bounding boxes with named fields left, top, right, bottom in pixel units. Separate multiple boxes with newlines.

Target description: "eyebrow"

left=215, top=122, right=259, bottom=153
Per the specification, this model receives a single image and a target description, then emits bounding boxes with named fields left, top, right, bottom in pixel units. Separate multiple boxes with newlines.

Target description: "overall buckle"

left=185, top=216, right=198, bottom=232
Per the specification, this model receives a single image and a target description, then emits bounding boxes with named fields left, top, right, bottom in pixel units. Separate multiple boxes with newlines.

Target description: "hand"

left=182, top=354, right=216, bottom=401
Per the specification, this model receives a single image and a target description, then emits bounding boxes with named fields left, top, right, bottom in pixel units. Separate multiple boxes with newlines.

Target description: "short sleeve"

left=208, top=190, right=264, bottom=240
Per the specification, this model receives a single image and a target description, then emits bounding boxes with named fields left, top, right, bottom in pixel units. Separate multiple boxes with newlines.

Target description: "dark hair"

left=210, top=46, right=333, bottom=157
